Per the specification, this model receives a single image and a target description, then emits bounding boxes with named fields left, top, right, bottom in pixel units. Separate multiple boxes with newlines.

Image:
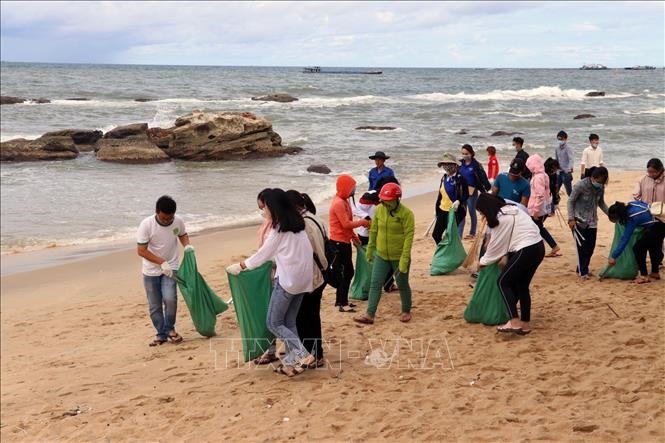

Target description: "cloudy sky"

left=1, top=1, right=663, bottom=68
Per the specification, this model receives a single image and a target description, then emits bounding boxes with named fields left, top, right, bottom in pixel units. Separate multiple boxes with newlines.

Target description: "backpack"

left=304, top=216, right=340, bottom=288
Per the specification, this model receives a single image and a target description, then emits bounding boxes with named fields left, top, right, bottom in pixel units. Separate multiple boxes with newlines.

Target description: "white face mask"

left=261, top=207, right=270, bottom=219
left=591, top=142, right=599, bottom=149
left=557, top=140, right=565, bottom=147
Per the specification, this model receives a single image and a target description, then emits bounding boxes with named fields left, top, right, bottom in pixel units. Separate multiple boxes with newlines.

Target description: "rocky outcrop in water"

left=251, top=93, right=298, bottom=103
left=491, top=131, right=524, bottom=136
left=65, top=98, right=90, bottom=101
left=95, top=138, right=170, bottom=163
left=134, top=98, right=155, bottom=102
left=307, top=164, right=331, bottom=174
left=455, top=129, right=468, bottom=135
left=573, top=114, right=596, bottom=119
left=355, top=126, right=397, bottom=131
left=585, top=91, right=605, bottom=97
left=0, top=136, right=79, bottom=161
left=1, top=96, right=26, bottom=105
left=103, top=123, right=149, bottom=139
left=159, top=111, right=298, bottom=160
left=42, top=129, right=103, bottom=151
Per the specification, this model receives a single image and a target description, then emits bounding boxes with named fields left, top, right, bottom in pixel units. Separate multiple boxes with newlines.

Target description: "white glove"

left=184, top=244, right=194, bottom=252
left=452, top=200, right=460, bottom=210
left=160, top=261, right=174, bottom=278
left=226, top=263, right=243, bottom=276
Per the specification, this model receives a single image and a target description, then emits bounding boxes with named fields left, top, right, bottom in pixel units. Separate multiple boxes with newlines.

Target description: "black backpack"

left=304, top=216, right=340, bottom=288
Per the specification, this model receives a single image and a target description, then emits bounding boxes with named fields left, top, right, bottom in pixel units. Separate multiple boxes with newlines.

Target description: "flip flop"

left=148, top=338, right=167, bottom=347
left=339, top=305, right=356, bottom=313
left=253, top=353, right=279, bottom=365
left=497, top=325, right=522, bottom=333
left=545, top=251, right=563, bottom=258
left=399, top=313, right=411, bottom=323
left=515, top=329, right=532, bottom=335
left=353, top=315, right=374, bottom=324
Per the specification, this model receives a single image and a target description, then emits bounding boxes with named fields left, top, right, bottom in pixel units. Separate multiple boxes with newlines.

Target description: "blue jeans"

left=558, top=171, right=573, bottom=196
left=459, top=190, right=478, bottom=237
left=266, top=278, right=310, bottom=366
left=143, top=274, right=178, bottom=340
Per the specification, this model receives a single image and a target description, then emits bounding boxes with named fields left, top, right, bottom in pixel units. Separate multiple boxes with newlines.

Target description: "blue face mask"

left=591, top=181, right=602, bottom=189
left=557, top=140, right=565, bottom=147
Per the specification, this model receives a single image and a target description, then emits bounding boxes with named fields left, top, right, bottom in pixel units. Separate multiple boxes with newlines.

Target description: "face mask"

left=557, top=140, right=565, bottom=147
left=382, top=200, right=398, bottom=211
left=261, top=207, right=270, bottom=219
left=461, top=154, right=471, bottom=161
left=591, top=143, right=599, bottom=149
left=444, top=166, right=455, bottom=175
left=591, top=181, right=603, bottom=189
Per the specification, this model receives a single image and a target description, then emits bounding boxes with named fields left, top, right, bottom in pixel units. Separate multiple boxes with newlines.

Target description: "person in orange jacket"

left=329, top=174, right=370, bottom=312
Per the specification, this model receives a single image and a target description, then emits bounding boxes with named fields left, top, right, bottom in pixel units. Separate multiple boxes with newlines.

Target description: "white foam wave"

left=623, top=108, right=665, bottom=115
left=0, top=133, right=42, bottom=142
left=407, top=86, right=634, bottom=102
left=355, top=127, right=404, bottom=133
left=484, top=111, right=543, bottom=118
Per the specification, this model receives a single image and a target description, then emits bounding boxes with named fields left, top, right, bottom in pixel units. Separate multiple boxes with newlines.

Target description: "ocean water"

left=1, top=62, right=664, bottom=253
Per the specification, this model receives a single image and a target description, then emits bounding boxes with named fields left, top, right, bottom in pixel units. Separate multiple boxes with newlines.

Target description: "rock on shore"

left=251, top=93, right=298, bottom=102
left=0, top=136, right=79, bottom=161
left=95, top=138, right=170, bottom=163
left=42, top=129, right=103, bottom=152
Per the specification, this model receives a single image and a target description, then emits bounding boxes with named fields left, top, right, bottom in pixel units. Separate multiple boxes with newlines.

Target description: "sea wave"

left=406, top=86, right=634, bottom=102
left=484, top=111, right=543, bottom=118
left=623, top=108, right=665, bottom=115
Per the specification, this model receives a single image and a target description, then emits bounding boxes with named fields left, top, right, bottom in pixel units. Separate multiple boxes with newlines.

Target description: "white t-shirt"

left=479, top=205, right=542, bottom=266
left=137, top=215, right=187, bottom=276
left=244, top=228, right=314, bottom=294
left=580, top=146, right=604, bottom=168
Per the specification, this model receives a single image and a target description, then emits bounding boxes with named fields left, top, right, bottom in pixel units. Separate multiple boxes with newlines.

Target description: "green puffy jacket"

left=366, top=202, right=415, bottom=272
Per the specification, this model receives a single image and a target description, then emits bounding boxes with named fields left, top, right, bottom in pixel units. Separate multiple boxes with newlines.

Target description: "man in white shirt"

left=580, top=133, right=604, bottom=179
left=137, top=195, right=190, bottom=346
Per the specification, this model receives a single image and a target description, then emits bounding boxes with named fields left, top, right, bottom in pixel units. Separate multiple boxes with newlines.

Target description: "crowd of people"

left=134, top=131, right=664, bottom=377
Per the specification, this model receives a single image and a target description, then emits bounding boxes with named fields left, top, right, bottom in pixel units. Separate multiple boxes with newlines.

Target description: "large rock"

left=103, top=123, right=148, bottom=139
left=134, top=98, right=155, bottom=102
left=146, top=127, right=173, bottom=148
left=491, top=131, right=524, bottom=137
left=574, top=114, right=596, bottom=119
left=42, top=129, right=103, bottom=151
left=1, top=96, right=26, bottom=105
left=161, top=111, right=298, bottom=160
left=355, top=125, right=397, bottom=131
left=95, top=138, right=170, bottom=163
left=455, top=129, right=468, bottom=135
left=251, top=93, right=298, bottom=103
left=65, top=97, right=90, bottom=101
left=31, top=98, right=51, bottom=104
left=585, top=91, right=605, bottom=97
left=1, top=136, right=78, bottom=161
left=307, top=164, right=331, bottom=174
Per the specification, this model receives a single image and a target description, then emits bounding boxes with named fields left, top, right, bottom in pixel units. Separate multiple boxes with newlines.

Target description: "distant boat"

left=302, top=66, right=382, bottom=75
left=624, top=65, right=656, bottom=70
left=580, top=64, right=608, bottom=70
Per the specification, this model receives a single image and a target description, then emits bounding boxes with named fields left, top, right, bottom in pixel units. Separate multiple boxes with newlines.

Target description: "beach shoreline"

left=1, top=169, right=663, bottom=442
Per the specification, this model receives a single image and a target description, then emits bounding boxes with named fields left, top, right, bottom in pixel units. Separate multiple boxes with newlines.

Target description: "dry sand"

left=1, top=170, right=663, bottom=442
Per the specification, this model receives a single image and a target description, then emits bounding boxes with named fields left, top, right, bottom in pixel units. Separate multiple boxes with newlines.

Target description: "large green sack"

left=599, top=224, right=642, bottom=280
left=464, top=263, right=510, bottom=325
left=430, top=212, right=467, bottom=275
left=350, top=245, right=371, bottom=300
left=177, top=248, right=228, bottom=337
left=227, top=261, right=275, bottom=362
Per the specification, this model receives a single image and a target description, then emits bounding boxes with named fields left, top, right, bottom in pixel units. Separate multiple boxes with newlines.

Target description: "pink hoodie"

left=526, top=154, right=551, bottom=217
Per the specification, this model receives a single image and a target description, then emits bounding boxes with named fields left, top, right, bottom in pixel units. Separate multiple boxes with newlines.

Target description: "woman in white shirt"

left=227, top=189, right=316, bottom=376
left=477, top=193, right=545, bottom=335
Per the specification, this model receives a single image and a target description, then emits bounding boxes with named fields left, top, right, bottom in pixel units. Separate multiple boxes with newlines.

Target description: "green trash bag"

left=464, top=263, right=510, bottom=325
left=599, top=225, right=642, bottom=280
left=177, top=248, right=228, bottom=337
left=350, top=245, right=371, bottom=300
left=431, top=212, right=467, bottom=275
left=227, top=261, right=275, bottom=362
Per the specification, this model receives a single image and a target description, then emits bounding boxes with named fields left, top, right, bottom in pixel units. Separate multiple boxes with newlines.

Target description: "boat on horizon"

left=302, top=66, right=382, bottom=75
left=624, top=65, right=656, bottom=70
left=580, top=63, right=608, bottom=70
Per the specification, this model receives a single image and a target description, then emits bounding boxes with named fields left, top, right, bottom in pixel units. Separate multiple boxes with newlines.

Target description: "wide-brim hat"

left=369, top=151, right=390, bottom=160
left=437, top=152, right=459, bottom=167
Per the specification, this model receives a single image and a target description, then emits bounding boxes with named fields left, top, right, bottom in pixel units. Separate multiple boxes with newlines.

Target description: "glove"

left=398, top=259, right=409, bottom=274
left=451, top=200, right=460, bottom=211
left=160, top=261, right=174, bottom=278
left=226, top=263, right=243, bottom=276
left=184, top=244, right=194, bottom=252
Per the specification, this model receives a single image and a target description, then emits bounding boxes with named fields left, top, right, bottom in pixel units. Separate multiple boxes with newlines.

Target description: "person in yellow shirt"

left=432, top=153, right=469, bottom=244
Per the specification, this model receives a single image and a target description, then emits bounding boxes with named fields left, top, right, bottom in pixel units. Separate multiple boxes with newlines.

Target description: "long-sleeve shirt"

left=353, top=202, right=377, bottom=238
left=610, top=201, right=656, bottom=259
left=580, top=146, right=604, bottom=168
left=366, top=202, right=415, bottom=269
left=368, top=166, right=395, bottom=191
left=515, top=149, right=532, bottom=180
left=555, top=142, right=574, bottom=172
left=633, top=173, right=665, bottom=204
left=479, top=205, right=542, bottom=266
left=567, top=178, right=609, bottom=228
left=487, top=155, right=499, bottom=180
left=244, top=228, right=314, bottom=294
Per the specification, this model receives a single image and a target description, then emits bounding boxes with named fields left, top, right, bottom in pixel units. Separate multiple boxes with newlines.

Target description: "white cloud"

left=573, top=22, right=600, bottom=32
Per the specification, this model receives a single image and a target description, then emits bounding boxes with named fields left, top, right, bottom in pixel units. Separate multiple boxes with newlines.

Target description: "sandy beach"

left=1, top=170, right=663, bottom=442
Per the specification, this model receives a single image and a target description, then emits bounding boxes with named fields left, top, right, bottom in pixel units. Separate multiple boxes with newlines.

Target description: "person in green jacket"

left=354, top=183, right=415, bottom=324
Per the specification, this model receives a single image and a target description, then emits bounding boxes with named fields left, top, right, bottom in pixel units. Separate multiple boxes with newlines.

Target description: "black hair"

left=590, top=166, right=609, bottom=183
left=544, top=157, right=560, bottom=175
left=461, top=144, right=475, bottom=157
left=263, top=188, right=305, bottom=233
left=486, top=145, right=496, bottom=155
left=257, top=188, right=273, bottom=203
left=512, top=136, right=524, bottom=146
left=156, top=195, right=176, bottom=214
left=608, top=201, right=628, bottom=224
left=476, top=193, right=507, bottom=228
left=647, top=158, right=664, bottom=172
left=376, top=175, right=400, bottom=192
left=557, top=130, right=568, bottom=139
left=589, top=133, right=599, bottom=141
left=285, top=190, right=317, bottom=215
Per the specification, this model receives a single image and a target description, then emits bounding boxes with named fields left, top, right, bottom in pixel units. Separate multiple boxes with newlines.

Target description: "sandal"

left=632, top=275, right=651, bottom=284
left=253, top=352, right=279, bottom=365
left=298, top=355, right=316, bottom=368
left=545, top=249, right=562, bottom=258
left=399, top=312, right=411, bottom=323
left=149, top=338, right=167, bottom=347
left=307, top=358, right=326, bottom=369
left=338, top=305, right=356, bottom=313
left=497, top=322, right=522, bottom=333
left=167, top=331, right=183, bottom=344
left=649, top=273, right=661, bottom=281
left=276, top=365, right=305, bottom=377
left=353, top=315, right=374, bottom=324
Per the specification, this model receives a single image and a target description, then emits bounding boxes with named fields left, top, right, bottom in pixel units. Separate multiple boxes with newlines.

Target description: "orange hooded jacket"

left=329, top=174, right=368, bottom=243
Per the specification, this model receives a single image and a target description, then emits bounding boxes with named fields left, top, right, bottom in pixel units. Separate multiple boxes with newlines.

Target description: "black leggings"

left=432, top=206, right=466, bottom=245
left=331, top=241, right=354, bottom=306
left=633, top=221, right=665, bottom=275
left=297, top=283, right=325, bottom=359
left=498, top=241, right=545, bottom=322
left=534, top=215, right=557, bottom=249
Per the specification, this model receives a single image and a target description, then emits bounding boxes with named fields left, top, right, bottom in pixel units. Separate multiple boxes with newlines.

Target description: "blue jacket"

left=611, top=201, right=656, bottom=259
left=368, top=166, right=395, bottom=191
